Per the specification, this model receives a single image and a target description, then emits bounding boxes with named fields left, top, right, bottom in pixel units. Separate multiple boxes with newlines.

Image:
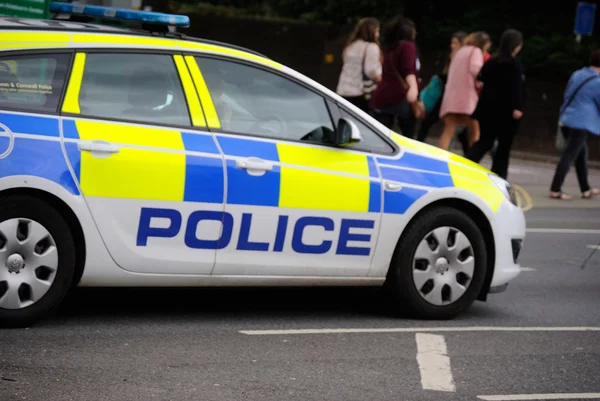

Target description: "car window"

left=77, top=53, right=190, bottom=127
left=0, top=53, right=70, bottom=113
left=339, top=107, right=396, bottom=154
left=195, top=57, right=336, bottom=145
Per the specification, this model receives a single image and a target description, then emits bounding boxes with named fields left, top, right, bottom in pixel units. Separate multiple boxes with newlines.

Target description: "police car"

left=0, top=3, right=525, bottom=327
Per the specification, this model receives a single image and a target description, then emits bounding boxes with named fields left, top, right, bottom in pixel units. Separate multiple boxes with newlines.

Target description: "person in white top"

left=336, top=17, right=382, bottom=112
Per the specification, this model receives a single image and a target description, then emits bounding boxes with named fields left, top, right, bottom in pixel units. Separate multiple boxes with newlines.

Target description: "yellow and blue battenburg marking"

left=215, top=134, right=382, bottom=213
left=1, top=112, right=502, bottom=216
left=62, top=119, right=224, bottom=203
left=0, top=113, right=80, bottom=195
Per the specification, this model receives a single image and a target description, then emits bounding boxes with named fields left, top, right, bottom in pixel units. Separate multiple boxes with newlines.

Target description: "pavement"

left=1, top=157, right=600, bottom=401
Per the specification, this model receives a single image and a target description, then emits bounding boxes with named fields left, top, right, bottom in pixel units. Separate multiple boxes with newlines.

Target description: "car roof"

left=0, top=16, right=279, bottom=69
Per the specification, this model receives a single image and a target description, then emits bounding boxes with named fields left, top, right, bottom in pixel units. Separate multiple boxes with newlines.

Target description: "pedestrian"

left=416, top=31, right=467, bottom=143
left=368, top=15, right=423, bottom=138
left=466, top=29, right=525, bottom=179
left=336, top=17, right=382, bottom=113
left=437, top=31, right=491, bottom=150
left=548, top=49, right=600, bottom=200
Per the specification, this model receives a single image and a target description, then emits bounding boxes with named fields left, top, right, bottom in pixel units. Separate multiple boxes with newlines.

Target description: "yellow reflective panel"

left=0, top=32, right=70, bottom=43
left=448, top=162, right=503, bottom=212
left=173, top=55, right=206, bottom=127
left=72, top=33, right=176, bottom=47
left=0, top=44, right=69, bottom=50
left=62, top=53, right=86, bottom=114
left=178, top=41, right=282, bottom=70
left=184, top=55, right=221, bottom=129
left=277, top=143, right=370, bottom=212
left=390, top=131, right=450, bottom=159
left=76, top=120, right=186, bottom=201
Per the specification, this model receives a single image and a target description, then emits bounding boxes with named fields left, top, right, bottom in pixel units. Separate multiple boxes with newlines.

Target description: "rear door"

left=59, top=50, right=226, bottom=275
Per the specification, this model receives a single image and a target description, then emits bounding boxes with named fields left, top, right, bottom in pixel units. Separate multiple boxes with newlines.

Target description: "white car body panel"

left=0, top=25, right=527, bottom=297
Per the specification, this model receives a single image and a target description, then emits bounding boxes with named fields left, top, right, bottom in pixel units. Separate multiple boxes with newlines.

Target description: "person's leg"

left=395, top=101, right=417, bottom=138
left=344, top=96, right=368, bottom=113
left=438, top=114, right=458, bottom=150
left=466, top=116, right=496, bottom=163
left=570, top=130, right=598, bottom=197
left=397, top=115, right=417, bottom=139
left=491, top=119, right=519, bottom=179
left=416, top=98, right=442, bottom=142
left=456, top=126, right=470, bottom=155
left=370, top=107, right=395, bottom=129
left=549, top=127, right=587, bottom=199
left=466, top=117, right=480, bottom=146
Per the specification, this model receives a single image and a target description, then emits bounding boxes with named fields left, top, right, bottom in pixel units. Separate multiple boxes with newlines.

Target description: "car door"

left=185, top=55, right=387, bottom=277
left=59, top=50, right=226, bottom=275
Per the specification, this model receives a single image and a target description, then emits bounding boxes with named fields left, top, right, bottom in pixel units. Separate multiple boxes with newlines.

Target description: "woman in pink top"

left=438, top=31, right=491, bottom=150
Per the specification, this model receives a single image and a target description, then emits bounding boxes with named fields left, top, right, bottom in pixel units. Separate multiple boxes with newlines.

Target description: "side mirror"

left=336, top=117, right=363, bottom=146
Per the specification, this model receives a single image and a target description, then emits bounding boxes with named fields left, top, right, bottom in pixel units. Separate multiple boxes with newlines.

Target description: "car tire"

left=386, top=206, right=488, bottom=320
left=0, top=195, right=76, bottom=328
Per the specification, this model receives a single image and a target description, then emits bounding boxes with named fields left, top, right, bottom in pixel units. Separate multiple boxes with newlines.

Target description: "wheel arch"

left=0, top=187, right=87, bottom=288
left=390, top=197, right=496, bottom=302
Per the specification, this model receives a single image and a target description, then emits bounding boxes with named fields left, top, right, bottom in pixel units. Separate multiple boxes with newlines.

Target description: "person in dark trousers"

left=466, top=29, right=525, bottom=179
left=368, top=15, right=420, bottom=138
left=549, top=49, right=600, bottom=200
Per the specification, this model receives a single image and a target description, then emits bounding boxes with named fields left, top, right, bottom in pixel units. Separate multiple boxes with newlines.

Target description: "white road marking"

left=526, top=228, right=600, bottom=234
left=477, top=393, right=600, bottom=400
left=586, top=245, right=600, bottom=250
left=415, top=333, right=455, bottom=392
left=520, top=267, right=537, bottom=272
left=239, top=326, right=600, bottom=335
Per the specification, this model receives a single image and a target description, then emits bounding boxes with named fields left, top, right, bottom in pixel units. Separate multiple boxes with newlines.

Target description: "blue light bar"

left=49, top=2, right=190, bottom=27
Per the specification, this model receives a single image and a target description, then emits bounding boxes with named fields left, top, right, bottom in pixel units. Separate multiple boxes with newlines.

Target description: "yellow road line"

left=513, top=184, right=533, bottom=212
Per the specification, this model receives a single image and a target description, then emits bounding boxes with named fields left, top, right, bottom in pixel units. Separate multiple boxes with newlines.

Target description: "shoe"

left=550, top=191, right=572, bottom=200
left=582, top=188, right=600, bottom=199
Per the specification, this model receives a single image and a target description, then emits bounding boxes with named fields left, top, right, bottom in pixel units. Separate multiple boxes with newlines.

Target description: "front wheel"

left=386, top=206, right=488, bottom=320
left=0, top=196, right=76, bottom=328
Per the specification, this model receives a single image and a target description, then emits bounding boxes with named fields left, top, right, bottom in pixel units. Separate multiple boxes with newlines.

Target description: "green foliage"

left=167, top=0, right=600, bottom=80
left=521, top=34, right=599, bottom=79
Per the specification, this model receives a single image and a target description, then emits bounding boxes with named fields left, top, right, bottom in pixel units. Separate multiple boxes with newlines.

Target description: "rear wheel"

left=0, top=196, right=76, bottom=328
left=386, top=206, right=488, bottom=319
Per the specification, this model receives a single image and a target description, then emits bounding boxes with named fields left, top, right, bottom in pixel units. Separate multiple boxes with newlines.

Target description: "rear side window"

left=0, top=53, right=71, bottom=113
left=77, top=53, right=191, bottom=127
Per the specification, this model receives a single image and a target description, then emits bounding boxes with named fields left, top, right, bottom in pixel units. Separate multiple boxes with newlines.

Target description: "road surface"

left=1, top=156, right=599, bottom=401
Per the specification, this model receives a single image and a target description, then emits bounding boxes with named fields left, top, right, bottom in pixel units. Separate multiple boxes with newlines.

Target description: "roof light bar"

left=49, top=2, right=190, bottom=27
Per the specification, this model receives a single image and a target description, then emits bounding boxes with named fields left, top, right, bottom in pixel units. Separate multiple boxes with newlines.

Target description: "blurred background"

left=3, top=0, right=599, bottom=160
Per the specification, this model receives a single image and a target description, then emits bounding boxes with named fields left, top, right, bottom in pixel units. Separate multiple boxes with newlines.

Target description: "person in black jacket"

left=466, top=29, right=525, bottom=179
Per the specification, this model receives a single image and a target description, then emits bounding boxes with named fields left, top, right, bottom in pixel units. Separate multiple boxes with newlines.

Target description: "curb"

left=422, top=137, right=600, bottom=170
left=509, top=149, right=600, bottom=170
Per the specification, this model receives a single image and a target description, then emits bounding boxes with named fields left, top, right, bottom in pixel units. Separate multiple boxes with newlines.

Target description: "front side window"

left=195, top=56, right=335, bottom=144
left=0, top=53, right=70, bottom=113
left=77, top=53, right=190, bottom=127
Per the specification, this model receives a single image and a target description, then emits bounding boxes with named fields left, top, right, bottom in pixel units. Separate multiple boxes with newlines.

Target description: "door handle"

left=384, top=180, right=403, bottom=192
left=236, top=157, right=273, bottom=176
left=78, top=140, right=120, bottom=156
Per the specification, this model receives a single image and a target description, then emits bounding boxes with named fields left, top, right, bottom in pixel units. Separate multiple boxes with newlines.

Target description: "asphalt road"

left=1, top=158, right=599, bottom=401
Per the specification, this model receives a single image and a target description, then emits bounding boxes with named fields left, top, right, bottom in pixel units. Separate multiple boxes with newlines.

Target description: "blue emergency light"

left=49, top=2, right=190, bottom=27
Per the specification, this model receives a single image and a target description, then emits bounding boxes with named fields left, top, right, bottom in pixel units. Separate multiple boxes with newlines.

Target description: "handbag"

left=419, top=74, right=444, bottom=113
left=389, top=53, right=425, bottom=119
left=555, top=74, right=599, bottom=151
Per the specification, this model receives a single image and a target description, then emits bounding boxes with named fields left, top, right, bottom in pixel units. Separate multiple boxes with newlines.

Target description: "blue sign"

left=574, top=2, right=596, bottom=36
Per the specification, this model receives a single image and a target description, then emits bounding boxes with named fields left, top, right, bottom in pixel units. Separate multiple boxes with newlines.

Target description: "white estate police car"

left=0, top=3, right=525, bottom=327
